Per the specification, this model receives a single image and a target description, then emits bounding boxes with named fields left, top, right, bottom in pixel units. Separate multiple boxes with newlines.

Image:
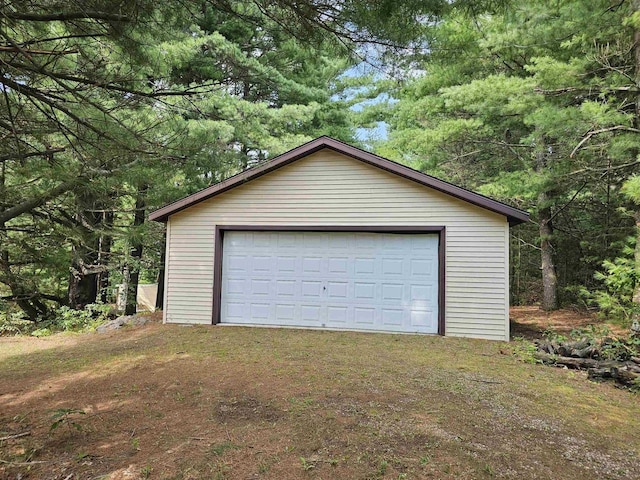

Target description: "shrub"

left=51, top=303, right=112, bottom=334
left=580, top=237, right=640, bottom=326
left=0, top=310, right=35, bottom=336
left=1, top=303, right=114, bottom=337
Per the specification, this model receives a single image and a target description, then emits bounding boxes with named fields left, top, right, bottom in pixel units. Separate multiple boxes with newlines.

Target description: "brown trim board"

left=213, top=225, right=446, bottom=336
left=150, top=136, right=529, bottom=226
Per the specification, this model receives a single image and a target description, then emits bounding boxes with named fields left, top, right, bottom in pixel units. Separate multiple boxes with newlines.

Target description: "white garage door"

left=220, top=231, right=439, bottom=333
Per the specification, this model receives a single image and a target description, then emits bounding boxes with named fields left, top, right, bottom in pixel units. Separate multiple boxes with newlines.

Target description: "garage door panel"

left=381, top=257, right=404, bottom=275
left=225, top=302, right=245, bottom=321
left=227, top=255, right=247, bottom=272
left=303, top=232, right=327, bottom=248
left=354, top=307, right=375, bottom=325
left=354, top=235, right=375, bottom=249
left=252, top=256, right=272, bottom=273
left=381, top=308, right=404, bottom=326
left=381, top=283, right=403, bottom=302
left=276, top=279, right=296, bottom=297
left=410, top=284, right=436, bottom=302
left=354, top=282, right=375, bottom=300
left=221, top=231, right=439, bottom=333
left=354, top=257, right=375, bottom=275
left=253, top=233, right=272, bottom=247
left=250, top=279, right=270, bottom=296
left=327, top=281, right=348, bottom=299
left=250, top=303, right=271, bottom=320
left=278, top=233, right=298, bottom=247
left=410, top=259, right=436, bottom=276
left=301, top=304, right=322, bottom=322
left=328, top=257, right=349, bottom=274
left=275, top=303, right=295, bottom=321
left=226, top=278, right=245, bottom=295
left=327, top=306, right=349, bottom=324
left=411, top=309, right=435, bottom=328
left=302, top=257, right=323, bottom=274
left=276, top=256, right=296, bottom=273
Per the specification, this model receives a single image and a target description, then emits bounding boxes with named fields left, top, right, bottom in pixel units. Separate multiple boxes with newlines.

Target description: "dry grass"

left=1, top=317, right=639, bottom=479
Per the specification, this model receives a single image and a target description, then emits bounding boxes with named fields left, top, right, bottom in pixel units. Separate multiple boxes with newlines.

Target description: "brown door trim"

left=212, top=225, right=446, bottom=335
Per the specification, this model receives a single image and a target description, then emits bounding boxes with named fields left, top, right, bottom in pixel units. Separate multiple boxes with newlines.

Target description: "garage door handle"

left=323, top=286, right=326, bottom=290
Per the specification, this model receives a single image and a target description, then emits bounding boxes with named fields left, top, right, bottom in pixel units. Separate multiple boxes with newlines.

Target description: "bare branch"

left=0, top=147, right=65, bottom=163
left=4, top=12, right=130, bottom=22
left=0, top=46, right=78, bottom=55
left=570, top=125, right=640, bottom=158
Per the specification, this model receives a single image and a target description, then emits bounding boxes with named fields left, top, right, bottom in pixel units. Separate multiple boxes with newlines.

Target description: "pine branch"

left=4, top=12, right=130, bottom=22
left=0, top=180, right=78, bottom=225
left=6, top=60, right=220, bottom=98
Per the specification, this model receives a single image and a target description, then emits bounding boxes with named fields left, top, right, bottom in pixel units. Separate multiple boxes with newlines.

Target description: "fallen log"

left=535, top=352, right=639, bottom=388
left=612, top=367, right=640, bottom=385
left=536, top=342, right=599, bottom=359
left=534, top=352, right=599, bottom=369
left=588, top=366, right=640, bottom=388
left=557, top=339, right=592, bottom=357
left=626, top=363, right=640, bottom=374
left=587, top=368, right=613, bottom=381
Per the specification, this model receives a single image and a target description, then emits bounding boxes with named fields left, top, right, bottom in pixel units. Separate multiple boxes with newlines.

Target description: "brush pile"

left=533, top=330, right=640, bottom=390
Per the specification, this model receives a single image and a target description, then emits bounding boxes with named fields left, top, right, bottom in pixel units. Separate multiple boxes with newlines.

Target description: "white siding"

left=165, top=149, right=510, bottom=340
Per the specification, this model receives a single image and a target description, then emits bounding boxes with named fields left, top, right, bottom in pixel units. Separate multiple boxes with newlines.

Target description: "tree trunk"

left=125, top=186, right=147, bottom=315
left=536, top=143, right=559, bottom=311
left=632, top=0, right=640, bottom=315
left=155, top=230, right=166, bottom=310
left=97, top=209, right=114, bottom=303
left=67, top=195, right=102, bottom=309
left=539, top=199, right=558, bottom=310
left=0, top=249, right=50, bottom=321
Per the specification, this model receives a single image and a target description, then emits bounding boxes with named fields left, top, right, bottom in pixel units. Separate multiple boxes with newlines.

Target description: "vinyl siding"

left=165, top=149, right=510, bottom=340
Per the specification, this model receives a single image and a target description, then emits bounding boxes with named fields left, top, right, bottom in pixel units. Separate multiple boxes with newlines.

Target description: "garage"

left=150, top=136, right=529, bottom=340
left=219, top=230, right=441, bottom=333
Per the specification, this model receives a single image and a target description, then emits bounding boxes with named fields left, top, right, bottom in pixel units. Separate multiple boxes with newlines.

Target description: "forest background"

left=2, top=0, right=640, bottom=332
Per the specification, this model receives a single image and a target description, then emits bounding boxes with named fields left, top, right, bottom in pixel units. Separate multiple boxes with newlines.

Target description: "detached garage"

left=150, top=137, right=528, bottom=340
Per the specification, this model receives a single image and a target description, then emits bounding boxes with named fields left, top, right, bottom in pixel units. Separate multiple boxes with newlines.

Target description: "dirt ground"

left=510, top=306, right=628, bottom=340
left=1, top=309, right=639, bottom=480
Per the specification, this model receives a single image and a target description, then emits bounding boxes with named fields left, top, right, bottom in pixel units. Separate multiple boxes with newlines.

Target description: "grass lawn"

left=1, top=320, right=639, bottom=479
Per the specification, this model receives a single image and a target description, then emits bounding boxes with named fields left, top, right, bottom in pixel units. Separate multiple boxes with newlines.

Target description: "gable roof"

left=149, top=136, right=529, bottom=225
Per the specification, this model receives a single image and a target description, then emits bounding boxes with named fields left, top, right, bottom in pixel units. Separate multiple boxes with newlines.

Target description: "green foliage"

left=581, top=239, right=639, bottom=325
left=49, top=408, right=86, bottom=433
left=567, top=325, right=612, bottom=344
left=2, top=0, right=387, bottom=319
left=31, top=328, right=53, bottom=338
left=140, top=465, right=152, bottom=479
left=600, top=335, right=640, bottom=362
left=300, top=457, right=316, bottom=471
left=621, top=176, right=640, bottom=204
left=541, top=329, right=568, bottom=344
left=0, top=307, right=34, bottom=336
left=365, top=0, right=640, bottom=309
left=1, top=303, right=112, bottom=337
left=512, top=337, right=540, bottom=364
left=53, top=304, right=112, bottom=333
